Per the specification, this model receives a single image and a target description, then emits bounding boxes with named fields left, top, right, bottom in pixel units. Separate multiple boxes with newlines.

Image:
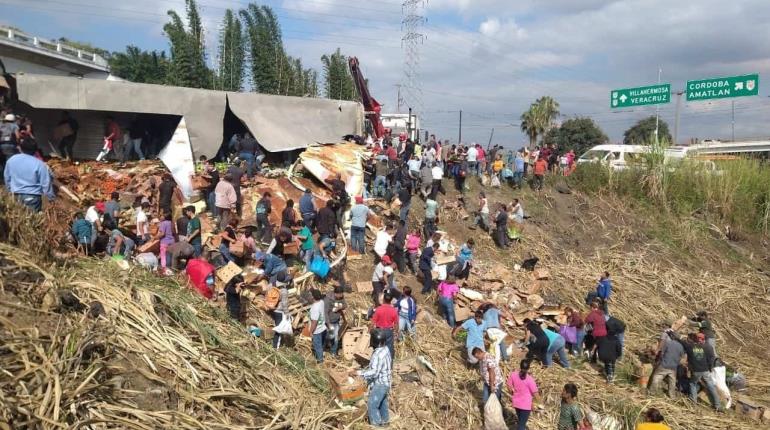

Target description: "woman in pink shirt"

left=436, top=275, right=460, bottom=327
left=507, top=359, right=540, bottom=430
left=405, top=228, right=421, bottom=275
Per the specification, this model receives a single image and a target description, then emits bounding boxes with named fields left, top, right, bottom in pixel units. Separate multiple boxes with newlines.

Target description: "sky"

left=2, top=0, right=770, bottom=148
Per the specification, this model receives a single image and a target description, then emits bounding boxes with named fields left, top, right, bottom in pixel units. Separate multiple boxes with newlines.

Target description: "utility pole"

left=407, top=107, right=413, bottom=142
left=731, top=100, right=736, bottom=142
left=458, top=109, right=463, bottom=144
left=395, top=84, right=402, bottom=113
left=673, top=91, right=683, bottom=145
left=655, top=66, right=662, bottom=143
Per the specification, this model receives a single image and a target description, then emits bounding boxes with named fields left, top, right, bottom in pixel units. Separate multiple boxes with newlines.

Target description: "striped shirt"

left=359, top=346, right=392, bottom=387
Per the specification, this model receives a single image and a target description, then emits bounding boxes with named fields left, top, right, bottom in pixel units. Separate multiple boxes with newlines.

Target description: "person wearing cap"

left=371, top=290, right=399, bottom=359
left=324, top=285, right=347, bottom=357
left=349, top=195, right=372, bottom=254
left=255, top=251, right=288, bottom=286
left=3, top=138, right=54, bottom=212
left=215, top=173, right=237, bottom=230
left=666, top=330, right=721, bottom=410
left=649, top=326, right=685, bottom=398
left=0, top=113, right=20, bottom=167
left=689, top=310, right=717, bottom=355
left=299, top=188, right=316, bottom=229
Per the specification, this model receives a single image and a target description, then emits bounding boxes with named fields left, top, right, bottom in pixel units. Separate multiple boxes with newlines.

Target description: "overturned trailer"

left=11, top=73, right=363, bottom=196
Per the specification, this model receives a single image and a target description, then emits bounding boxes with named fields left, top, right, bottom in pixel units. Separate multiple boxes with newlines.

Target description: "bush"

left=570, top=144, right=770, bottom=234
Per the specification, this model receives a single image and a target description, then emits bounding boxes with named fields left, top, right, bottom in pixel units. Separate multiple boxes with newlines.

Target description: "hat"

left=254, top=251, right=266, bottom=261
left=3, top=114, right=15, bottom=122
left=696, top=333, right=706, bottom=342
left=381, top=255, right=392, bottom=265
left=355, top=195, right=363, bottom=204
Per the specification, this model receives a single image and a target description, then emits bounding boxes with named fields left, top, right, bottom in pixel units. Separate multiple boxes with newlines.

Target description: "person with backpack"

left=605, top=314, right=626, bottom=357
left=397, top=286, right=417, bottom=341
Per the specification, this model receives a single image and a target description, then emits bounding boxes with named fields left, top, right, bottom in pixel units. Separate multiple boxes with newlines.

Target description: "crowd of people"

left=0, top=118, right=731, bottom=428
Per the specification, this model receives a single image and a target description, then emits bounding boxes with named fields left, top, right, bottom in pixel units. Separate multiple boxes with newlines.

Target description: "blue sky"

left=3, top=0, right=770, bottom=147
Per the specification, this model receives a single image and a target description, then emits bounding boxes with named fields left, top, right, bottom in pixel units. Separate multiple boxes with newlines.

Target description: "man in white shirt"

left=430, top=163, right=445, bottom=199
left=85, top=203, right=102, bottom=247
left=135, top=201, right=151, bottom=244
left=466, top=144, right=478, bottom=176
left=371, top=255, right=395, bottom=304
left=374, top=224, right=393, bottom=258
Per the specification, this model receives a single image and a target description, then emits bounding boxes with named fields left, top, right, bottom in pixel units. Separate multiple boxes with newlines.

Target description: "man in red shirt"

left=371, top=290, right=399, bottom=358
left=532, top=157, right=548, bottom=191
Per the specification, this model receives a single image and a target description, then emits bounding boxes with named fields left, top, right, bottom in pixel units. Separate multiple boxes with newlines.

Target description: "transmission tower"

left=401, top=0, right=426, bottom=116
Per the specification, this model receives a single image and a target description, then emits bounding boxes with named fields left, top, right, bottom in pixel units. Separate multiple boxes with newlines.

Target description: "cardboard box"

left=342, top=327, right=371, bottom=361
left=454, top=302, right=473, bottom=322
left=356, top=281, right=374, bottom=293
left=137, top=239, right=160, bottom=254
left=436, top=254, right=456, bottom=265
left=191, top=175, right=211, bottom=190
left=216, top=262, right=242, bottom=285
left=230, top=241, right=246, bottom=257
left=533, top=268, right=550, bottom=280
left=327, top=369, right=367, bottom=404
left=283, top=240, right=299, bottom=256
left=735, top=396, right=764, bottom=421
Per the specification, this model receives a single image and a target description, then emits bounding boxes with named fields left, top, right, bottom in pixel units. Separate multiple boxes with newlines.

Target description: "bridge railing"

left=0, top=26, right=109, bottom=69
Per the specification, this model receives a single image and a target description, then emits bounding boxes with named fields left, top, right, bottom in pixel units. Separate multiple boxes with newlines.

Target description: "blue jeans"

left=690, top=371, right=720, bottom=409
left=329, top=322, right=341, bottom=356
left=515, top=408, right=531, bottom=430
left=573, top=329, right=586, bottom=355
left=351, top=226, right=366, bottom=253
left=545, top=335, right=570, bottom=368
left=14, top=193, right=42, bottom=213
left=399, top=201, right=411, bottom=222
left=207, top=192, right=218, bottom=216
left=219, top=243, right=235, bottom=263
left=191, top=241, right=202, bottom=257
left=439, top=296, right=455, bottom=327
left=513, top=171, right=523, bottom=187
left=399, top=315, right=416, bottom=340
left=312, top=331, right=326, bottom=363
left=482, top=382, right=502, bottom=404
left=543, top=336, right=569, bottom=369
left=124, top=137, right=144, bottom=161
left=467, top=161, right=477, bottom=176
left=421, top=268, right=433, bottom=294
left=368, top=383, right=390, bottom=426
left=122, top=236, right=136, bottom=257
left=239, top=152, right=256, bottom=177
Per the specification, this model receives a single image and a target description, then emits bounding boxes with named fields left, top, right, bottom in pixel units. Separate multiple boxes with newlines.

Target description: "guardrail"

left=0, top=26, right=109, bottom=69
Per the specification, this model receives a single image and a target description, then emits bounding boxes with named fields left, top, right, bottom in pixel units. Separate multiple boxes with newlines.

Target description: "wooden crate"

left=327, top=369, right=366, bottom=404
left=216, top=262, right=242, bottom=284
left=137, top=239, right=160, bottom=254
left=454, top=302, right=473, bottom=322
left=283, top=240, right=300, bottom=256
left=356, top=281, right=374, bottom=293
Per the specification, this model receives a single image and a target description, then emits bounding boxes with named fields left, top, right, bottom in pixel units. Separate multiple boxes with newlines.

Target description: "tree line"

left=102, top=0, right=355, bottom=100
left=517, top=96, right=672, bottom=154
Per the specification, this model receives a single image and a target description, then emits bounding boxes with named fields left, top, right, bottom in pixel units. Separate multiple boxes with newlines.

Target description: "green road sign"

left=611, top=84, right=671, bottom=108
left=686, top=74, right=759, bottom=101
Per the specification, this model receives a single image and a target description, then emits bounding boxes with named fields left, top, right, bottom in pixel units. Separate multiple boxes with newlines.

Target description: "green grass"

left=570, top=143, right=770, bottom=236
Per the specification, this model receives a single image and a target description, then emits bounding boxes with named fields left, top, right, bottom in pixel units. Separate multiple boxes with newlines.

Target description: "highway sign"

left=611, top=84, right=671, bottom=108
left=686, top=74, right=759, bottom=101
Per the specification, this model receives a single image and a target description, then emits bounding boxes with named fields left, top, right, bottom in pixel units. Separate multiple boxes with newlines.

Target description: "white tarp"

left=226, top=93, right=362, bottom=153
left=159, top=117, right=195, bottom=198
left=14, top=73, right=363, bottom=157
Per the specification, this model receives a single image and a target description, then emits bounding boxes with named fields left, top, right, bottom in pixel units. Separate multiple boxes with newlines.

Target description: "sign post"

left=611, top=84, right=671, bottom=108
left=686, top=74, right=759, bottom=101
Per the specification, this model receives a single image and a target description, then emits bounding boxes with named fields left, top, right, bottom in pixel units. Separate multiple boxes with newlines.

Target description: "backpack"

left=265, top=287, right=281, bottom=310
left=606, top=316, right=626, bottom=335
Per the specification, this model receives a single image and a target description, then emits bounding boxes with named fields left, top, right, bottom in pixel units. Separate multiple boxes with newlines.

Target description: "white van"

left=577, top=144, right=686, bottom=171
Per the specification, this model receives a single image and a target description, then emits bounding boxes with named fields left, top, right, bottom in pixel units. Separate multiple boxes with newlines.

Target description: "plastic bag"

left=483, top=395, right=506, bottom=430
left=309, top=255, right=330, bottom=278
left=490, top=175, right=501, bottom=188
left=274, top=313, right=294, bottom=335
left=560, top=325, right=577, bottom=344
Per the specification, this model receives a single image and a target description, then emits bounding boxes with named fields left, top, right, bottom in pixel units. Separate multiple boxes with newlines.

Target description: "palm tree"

left=534, top=96, right=560, bottom=140
left=520, top=108, right=539, bottom=149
